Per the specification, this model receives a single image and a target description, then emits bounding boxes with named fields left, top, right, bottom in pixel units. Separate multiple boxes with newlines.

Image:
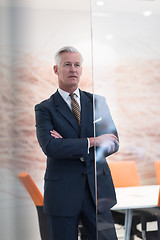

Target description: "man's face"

left=54, top=52, right=82, bottom=92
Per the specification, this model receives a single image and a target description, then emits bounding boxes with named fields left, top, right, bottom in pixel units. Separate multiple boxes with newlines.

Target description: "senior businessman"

left=35, top=46, right=119, bottom=240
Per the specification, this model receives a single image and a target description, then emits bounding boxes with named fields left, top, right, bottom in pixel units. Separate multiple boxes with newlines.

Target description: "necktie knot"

left=69, top=93, right=81, bottom=126
left=69, top=92, right=74, bottom=99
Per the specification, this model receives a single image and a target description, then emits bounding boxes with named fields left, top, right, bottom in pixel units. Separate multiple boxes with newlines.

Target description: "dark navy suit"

left=35, top=89, right=119, bottom=239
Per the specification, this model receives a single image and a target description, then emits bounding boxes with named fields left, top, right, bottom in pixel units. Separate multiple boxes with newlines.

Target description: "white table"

left=112, top=185, right=160, bottom=240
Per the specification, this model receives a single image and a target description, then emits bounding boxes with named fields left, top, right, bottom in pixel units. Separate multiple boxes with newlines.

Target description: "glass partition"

left=1, top=0, right=160, bottom=239
left=0, top=1, right=92, bottom=240
left=91, top=0, right=160, bottom=239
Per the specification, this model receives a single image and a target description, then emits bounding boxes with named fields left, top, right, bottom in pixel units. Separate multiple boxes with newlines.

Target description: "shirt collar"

left=73, top=88, right=80, bottom=98
left=58, top=88, right=80, bottom=100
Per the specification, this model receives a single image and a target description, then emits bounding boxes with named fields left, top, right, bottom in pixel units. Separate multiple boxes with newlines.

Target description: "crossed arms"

left=50, top=129, right=119, bottom=154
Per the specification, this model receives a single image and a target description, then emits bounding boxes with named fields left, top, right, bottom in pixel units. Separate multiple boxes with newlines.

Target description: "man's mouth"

left=69, top=76, right=77, bottom=78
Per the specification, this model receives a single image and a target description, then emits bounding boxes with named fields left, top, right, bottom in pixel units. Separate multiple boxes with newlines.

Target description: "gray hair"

left=54, top=46, right=83, bottom=65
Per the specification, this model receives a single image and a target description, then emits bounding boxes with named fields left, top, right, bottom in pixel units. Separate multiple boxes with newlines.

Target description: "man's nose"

left=70, top=64, right=76, bottom=71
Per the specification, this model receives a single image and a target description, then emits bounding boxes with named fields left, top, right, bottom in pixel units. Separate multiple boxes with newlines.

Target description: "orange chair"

left=18, top=172, right=49, bottom=240
left=108, top=160, right=141, bottom=188
left=155, top=160, right=160, bottom=185
left=136, top=161, right=160, bottom=239
left=109, top=161, right=160, bottom=239
left=135, top=187, right=160, bottom=240
left=18, top=172, right=43, bottom=206
left=158, top=188, right=160, bottom=206
left=108, top=161, right=142, bottom=239
left=18, top=172, right=87, bottom=240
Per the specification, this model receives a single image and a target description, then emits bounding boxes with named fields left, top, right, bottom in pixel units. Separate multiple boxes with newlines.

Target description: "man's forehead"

left=61, top=52, right=81, bottom=61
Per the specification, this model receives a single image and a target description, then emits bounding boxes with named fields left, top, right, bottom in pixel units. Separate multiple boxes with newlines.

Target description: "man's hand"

left=89, top=134, right=119, bottom=153
left=50, top=130, right=63, bottom=138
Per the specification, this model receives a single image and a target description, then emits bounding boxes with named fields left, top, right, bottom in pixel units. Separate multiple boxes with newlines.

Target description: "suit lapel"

left=80, top=90, right=93, bottom=138
left=53, top=91, right=80, bottom=135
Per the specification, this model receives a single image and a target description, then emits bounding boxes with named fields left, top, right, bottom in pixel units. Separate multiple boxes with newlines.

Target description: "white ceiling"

left=92, top=0, right=160, bottom=63
left=92, top=0, right=160, bottom=14
left=1, top=0, right=160, bottom=14
left=0, top=0, right=89, bottom=11
left=1, top=0, right=159, bottom=62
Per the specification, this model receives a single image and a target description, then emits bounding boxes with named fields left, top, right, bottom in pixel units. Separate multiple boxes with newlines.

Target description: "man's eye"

left=75, top=63, right=80, bottom=67
left=65, top=63, right=70, bottom=66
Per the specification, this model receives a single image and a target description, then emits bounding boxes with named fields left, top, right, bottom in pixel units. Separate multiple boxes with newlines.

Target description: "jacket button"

left=81, top=171, right=87, bottom=176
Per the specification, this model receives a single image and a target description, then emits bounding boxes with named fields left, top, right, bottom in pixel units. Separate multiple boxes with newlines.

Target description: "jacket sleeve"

left=35, top=103, right=88, bottom=159
left=94, top=95, right=119, bottom=159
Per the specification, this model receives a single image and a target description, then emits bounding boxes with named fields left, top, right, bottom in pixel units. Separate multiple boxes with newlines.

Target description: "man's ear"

left=53, top=65, right=58, bottom=75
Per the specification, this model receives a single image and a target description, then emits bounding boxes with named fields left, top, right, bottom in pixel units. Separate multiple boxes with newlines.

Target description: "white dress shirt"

left=58, top=88, right=81, bottom=110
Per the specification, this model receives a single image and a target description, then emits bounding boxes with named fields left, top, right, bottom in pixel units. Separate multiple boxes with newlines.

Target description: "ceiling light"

left=96, top=1, right=105, bottom=6
left=105, top=34, right=113, bottom=40
left=143, top=10, right=152, bottom=16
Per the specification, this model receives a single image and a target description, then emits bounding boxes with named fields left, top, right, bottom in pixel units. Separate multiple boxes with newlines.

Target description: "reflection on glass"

left=91, top=0, right=160, bottom=239
left=94, top=92, right=119, bottom=240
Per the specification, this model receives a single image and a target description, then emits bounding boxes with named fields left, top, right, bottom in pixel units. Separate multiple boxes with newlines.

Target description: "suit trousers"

left=47, top=176, right=117, bottom=240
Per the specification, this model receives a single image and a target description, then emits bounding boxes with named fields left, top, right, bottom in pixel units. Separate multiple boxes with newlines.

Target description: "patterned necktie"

left=69, top=93, right=81, bottom=126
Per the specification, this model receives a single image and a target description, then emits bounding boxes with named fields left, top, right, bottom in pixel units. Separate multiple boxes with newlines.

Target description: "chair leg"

left=36, top=206, right=49, bottom=240
left=141, top=216, right=147, bottom=240
left=78, top=224, right=89, bottom=240
left=157, top=216, right=160, bottom=239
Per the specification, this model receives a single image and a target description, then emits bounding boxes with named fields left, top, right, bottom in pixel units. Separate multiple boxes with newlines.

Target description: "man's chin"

left=69, top=79, right=79, bottom=85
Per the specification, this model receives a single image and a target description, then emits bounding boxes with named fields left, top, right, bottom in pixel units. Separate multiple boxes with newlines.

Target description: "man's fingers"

left=114, top=139, right=119, bottom=146
left=109, top=134, right=119, bottom=146
left=107, top=144, right=111, bottom=153
left=107, top=141, right=115, bottom=153
left=50, top=130, right=63, bottom=138
left=110, top=134, right=119, bottom=141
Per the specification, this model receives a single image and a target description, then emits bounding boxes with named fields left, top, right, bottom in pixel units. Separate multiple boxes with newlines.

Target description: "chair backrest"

left=108, top=161, right=141, bottom=188
left=157, top=187, right=160, bottom=207
left=155, top=160, right=160, bottom=185
left=17, top=172, right=43, bottom=206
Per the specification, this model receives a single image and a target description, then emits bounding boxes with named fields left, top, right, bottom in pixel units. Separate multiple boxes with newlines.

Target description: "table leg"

left=124, top=209, right=133, bottom=240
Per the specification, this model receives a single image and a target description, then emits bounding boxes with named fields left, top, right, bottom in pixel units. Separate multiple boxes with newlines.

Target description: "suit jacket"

left=35, top=89, right=119, bottom=216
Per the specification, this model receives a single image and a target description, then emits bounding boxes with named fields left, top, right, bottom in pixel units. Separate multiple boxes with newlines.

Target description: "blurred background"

left=0, top=0, right=160, bottom=239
